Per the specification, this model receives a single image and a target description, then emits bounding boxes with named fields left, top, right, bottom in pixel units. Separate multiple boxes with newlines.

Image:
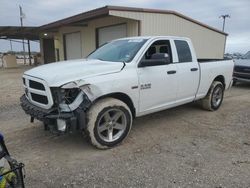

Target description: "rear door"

left=174, top=40, right=199, bottom=103
left=138, top=39, right=178, bottom=114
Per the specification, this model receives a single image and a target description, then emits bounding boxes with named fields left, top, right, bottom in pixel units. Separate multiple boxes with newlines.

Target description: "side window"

left=141, top=40, right=172, bottom=64
left=174, top=40, right=192, bottom=63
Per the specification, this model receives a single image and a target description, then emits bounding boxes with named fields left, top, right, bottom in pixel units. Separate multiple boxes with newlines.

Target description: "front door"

left=138, top=40, right=178, bottom=115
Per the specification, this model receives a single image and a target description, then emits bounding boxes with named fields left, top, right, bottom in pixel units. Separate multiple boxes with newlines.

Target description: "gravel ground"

left=0, top=67, right=250, bottom=188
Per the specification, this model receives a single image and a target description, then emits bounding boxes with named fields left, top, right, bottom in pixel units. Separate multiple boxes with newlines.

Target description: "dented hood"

left=24, top=59, right=123, bottom=87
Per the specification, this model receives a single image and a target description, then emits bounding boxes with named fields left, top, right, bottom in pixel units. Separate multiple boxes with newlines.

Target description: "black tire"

left=201, top=81, right=224, bottom=111
left=85, top=98, right=132, bottom=149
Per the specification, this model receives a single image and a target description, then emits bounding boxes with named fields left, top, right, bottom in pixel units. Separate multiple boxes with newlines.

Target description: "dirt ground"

left=0, top=67, right=250, bottom=188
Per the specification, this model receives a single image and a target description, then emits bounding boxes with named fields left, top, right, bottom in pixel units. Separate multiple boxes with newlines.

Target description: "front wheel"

left=86, top=98, right=132, bottom=149
left=201, top=81, right=224, bottom=111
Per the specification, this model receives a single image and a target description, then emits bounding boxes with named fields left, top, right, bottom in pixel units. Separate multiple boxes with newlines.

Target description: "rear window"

left=174, top=40, right=192, bottom=63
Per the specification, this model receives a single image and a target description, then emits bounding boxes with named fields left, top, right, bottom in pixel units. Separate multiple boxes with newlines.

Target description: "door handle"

left=190, top=68, right=198, bottom=71
left=167, top=70, right=176, bottom=74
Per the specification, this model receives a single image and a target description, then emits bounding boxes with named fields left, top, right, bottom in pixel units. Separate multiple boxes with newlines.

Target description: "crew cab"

left=20, top=36, right=234, bottom=149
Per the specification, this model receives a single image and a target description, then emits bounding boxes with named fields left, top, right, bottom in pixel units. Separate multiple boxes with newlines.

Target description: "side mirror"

left=138, top=53, right=171, bottom=67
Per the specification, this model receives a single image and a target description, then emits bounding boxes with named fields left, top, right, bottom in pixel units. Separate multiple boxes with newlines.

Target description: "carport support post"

left=28, top=39, right=31, bottom=66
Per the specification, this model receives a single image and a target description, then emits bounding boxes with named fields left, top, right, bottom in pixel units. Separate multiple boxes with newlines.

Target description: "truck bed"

left=195, top=59, right=234, bottom=100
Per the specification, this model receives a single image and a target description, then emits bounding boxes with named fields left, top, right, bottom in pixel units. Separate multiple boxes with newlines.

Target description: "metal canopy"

left=0, top=26, right=39, bottom=40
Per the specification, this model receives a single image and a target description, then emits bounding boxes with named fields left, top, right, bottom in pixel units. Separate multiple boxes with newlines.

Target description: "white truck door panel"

left=136, top=39, right=179, bottom=114
left=173, top=40, right=200, bottom=103
left=138, top=64, right=178, bottom=113
left=176, top=63, right=199, bottom=102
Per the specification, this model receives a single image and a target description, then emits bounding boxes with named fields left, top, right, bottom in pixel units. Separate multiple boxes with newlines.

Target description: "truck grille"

left=30, top=93, right=48, bottom=104
left=22, top=75, right=53, bottom=109
left=29, top=80, right=45, bottom=90
left=234, top=66, right=250, bottom=73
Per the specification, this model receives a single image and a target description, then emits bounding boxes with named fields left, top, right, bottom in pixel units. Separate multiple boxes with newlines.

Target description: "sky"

left=0, top=0, right=249, bottom=54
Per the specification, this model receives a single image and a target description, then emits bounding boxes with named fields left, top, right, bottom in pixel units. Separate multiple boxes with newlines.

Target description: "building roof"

left=40, top=5, right=227, bottom=36
left=40, top=6, right=109, bottom=30
left=0, top=26, right=39, bottom=40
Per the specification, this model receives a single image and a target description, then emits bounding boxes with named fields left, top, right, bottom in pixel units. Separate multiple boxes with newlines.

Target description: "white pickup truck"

left=21, top=36, right=234, bottom=149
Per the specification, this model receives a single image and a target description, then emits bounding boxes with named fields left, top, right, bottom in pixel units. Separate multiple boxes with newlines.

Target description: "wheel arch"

left=203, top=75, right=225, bottom=98
left=213, top=75, right=225, bottom=88
left=92, top=92, right=136, bottom=118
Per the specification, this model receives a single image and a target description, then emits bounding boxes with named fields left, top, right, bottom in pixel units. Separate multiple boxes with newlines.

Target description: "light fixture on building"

left=44, top=33, right=48, bottom=36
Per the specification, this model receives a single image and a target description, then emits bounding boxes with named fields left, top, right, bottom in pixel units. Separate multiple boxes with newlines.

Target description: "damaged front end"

left=20, top=81, right=93, bottom=134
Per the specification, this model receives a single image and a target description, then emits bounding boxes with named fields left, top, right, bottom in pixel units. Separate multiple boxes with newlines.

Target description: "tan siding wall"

left=58, top=26, right=81, bottom=60
left=110, top=10, right=226, bottom=59
left=56, top=16, right=138, bottom=60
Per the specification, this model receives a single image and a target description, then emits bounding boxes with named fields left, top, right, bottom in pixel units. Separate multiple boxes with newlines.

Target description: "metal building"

left=39, top=6, right=227, bottom=63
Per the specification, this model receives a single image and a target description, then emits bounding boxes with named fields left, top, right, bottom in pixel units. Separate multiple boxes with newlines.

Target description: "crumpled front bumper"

left=20, top=95, right=86, bottom=133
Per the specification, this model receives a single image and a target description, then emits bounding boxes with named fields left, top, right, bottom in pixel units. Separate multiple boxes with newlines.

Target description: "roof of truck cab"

left=114, top=36, right=191, bottom=41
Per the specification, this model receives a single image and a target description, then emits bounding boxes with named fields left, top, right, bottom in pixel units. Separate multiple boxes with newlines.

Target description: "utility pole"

left=219, top=14, right=230, bottom=32
left=19, top=5, right=26, bottom=64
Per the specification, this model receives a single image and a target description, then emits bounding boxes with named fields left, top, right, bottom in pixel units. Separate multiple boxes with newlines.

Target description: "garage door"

left=97, top=24, right=127, bottom=47
left=64, top=32, right=82, bottom=60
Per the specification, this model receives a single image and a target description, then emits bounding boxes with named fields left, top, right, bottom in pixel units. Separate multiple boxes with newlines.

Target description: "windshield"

left=88, top=39, right=148, bottom=62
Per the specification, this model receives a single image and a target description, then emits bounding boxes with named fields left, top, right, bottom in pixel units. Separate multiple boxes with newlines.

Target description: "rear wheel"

left=201, top=81, right=224, bottom=111
left=86, top=98, right=132, bottom=149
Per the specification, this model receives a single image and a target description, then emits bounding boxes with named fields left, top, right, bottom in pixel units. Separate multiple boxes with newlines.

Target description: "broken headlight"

left=51, top=87, right=81, bottom=106
left=63, top=88, right=81, bottom=104
left=59, top=82, right=82, bottom=104
left=52, top=81, right=92, bottom=107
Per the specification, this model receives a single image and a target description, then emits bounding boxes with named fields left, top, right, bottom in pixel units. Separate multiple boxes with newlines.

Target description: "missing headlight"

left=51, top=88, right=81, bottom=106
left=64, top=88, right=81, bottom=104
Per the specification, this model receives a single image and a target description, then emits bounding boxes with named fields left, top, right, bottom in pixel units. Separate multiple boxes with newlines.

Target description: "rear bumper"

left=20, top=95, right=86, bottom=133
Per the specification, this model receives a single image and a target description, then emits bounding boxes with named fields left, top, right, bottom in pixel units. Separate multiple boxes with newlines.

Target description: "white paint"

left=137, top=63, right=178, bottom=111
left=24, top=59, right=123, bottom=87
left=23, top=36, right=234, bottom=117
